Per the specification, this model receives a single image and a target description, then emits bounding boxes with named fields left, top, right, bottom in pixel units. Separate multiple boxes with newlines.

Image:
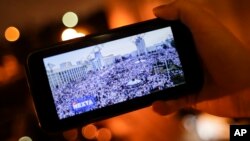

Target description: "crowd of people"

left=51, top=41, right=185, bottom=119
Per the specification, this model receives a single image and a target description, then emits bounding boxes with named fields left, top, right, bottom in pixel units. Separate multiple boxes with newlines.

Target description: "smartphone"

left=26, top=18, right=203, bottom=132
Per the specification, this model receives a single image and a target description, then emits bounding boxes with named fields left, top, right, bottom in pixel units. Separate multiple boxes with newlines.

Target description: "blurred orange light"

left=5, top=26, right=20, bottom=42
left=82, top=124, right=98, bottom=140
left=96, top=128, right=112, bottom=141
left=108, top=11, right=136, bottom=28
left=0, top=55, right=22, bottom=86
left=107, top=118, right=131, bottom=136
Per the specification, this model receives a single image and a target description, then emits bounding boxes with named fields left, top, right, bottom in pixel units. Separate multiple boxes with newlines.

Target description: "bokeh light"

left=182, top=114, right=197, bottom=132
left=18, top=136, right=32, bottom=141
left=107, top=118, right=131, bottom=136
left=5, top=26, right=20, bottom=42
left=62, top=12, right=78, bottom=27
left=196, top=113, right=230, bottom=141
left=96, top=128, right=112, bottom=141
left=82, top=124, right=98, bottom=140
left=61, top=28, right=85, bottom=41
left=0, top=55, right=22, bottom=86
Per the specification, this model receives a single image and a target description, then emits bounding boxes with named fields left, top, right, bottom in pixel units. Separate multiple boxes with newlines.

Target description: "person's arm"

left=152, top=0, right=250, bottom=118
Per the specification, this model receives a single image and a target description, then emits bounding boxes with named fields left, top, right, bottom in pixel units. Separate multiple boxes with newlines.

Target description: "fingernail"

left=153, top=0, right=176, bottom=13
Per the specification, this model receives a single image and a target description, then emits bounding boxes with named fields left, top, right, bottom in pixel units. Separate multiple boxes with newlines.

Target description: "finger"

left=152, top=96, right=197, bottom=115
left=153, top=0, right=219, bottom=31
left=152, top=101, right=170, bottom=115
left=153, top=0, right=178, bottom=21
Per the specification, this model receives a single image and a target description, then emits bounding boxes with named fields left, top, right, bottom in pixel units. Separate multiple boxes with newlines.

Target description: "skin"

left=63, top=0, right=250, bottom=138
left=152, top=0, right=250, bottom=118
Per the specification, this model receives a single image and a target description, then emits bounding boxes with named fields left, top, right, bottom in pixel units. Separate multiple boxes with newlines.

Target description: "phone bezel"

left=26, top=18, right=203, bottom=132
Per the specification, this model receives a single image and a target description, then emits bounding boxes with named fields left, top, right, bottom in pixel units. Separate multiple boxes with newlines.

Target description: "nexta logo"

left=72, top=96, right=96, bottom=113
left=73, top=100, right=94, bottom=109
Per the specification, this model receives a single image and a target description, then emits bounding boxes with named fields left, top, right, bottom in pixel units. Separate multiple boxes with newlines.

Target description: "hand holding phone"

left=26, top=18, right=203, bottom=132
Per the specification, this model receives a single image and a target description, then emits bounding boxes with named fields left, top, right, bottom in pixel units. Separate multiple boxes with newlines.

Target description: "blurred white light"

left=196, top=113, right=230, bottom=141
left=182, top=114, right=197, bottom=132
left=61, top=28, right=85, bottom=41
left=18, top=136, right=32, bottom=141
left=62, top=12, right=78, bottom=27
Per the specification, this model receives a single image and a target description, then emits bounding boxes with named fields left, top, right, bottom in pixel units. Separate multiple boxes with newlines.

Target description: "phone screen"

left=43, top=26, right=185, bottom=120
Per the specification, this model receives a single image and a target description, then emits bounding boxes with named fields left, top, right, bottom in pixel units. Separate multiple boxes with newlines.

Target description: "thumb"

left=153, top=0, right=215, bottom=31
left=153, top=0, right=250, bottom=91
left=152, top=95, right=197, bottom=115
